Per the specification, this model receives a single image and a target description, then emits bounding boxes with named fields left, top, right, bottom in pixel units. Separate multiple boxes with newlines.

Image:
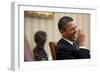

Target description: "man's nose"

left=74, top=27, right=78, bottom=33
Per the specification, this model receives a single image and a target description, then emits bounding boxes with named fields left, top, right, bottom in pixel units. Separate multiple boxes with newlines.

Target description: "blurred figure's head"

left=77, top=30, right=85, bottom=46
left=34, top=31, right=47, bottom=46
left=58, top=16, right=78, bottom=41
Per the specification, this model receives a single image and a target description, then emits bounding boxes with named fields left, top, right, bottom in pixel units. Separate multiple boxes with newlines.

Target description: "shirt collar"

left=62, top=37, right=73, bottom=45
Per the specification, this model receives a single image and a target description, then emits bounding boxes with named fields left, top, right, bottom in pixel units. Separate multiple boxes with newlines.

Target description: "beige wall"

left=24, top=12, right=90, bottom=60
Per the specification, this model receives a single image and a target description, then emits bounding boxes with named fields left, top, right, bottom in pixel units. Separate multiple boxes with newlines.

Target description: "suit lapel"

left=60, top=38, right=78, bottom=50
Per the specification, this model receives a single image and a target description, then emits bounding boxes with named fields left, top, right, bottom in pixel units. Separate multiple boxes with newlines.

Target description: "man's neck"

left=62, top=37, right=73, bottom=45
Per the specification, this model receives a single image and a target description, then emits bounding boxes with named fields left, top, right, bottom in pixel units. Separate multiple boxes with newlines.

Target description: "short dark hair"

left=58, top=16, right=73, bottom=31
left=34, top=31, right=47, bottom=45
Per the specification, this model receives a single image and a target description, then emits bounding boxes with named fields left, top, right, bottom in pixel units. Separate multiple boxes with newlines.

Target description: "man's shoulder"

left=57, top=38, right=66, bottom=46
left=57, top=38, right=71, bottom=49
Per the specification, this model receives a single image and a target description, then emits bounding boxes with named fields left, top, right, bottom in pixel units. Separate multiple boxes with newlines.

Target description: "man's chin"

left=72, top=37, right=77, bottom=41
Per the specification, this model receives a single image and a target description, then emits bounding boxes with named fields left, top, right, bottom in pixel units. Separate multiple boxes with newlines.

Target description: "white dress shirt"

left=62, top=37, right=73, bottom=45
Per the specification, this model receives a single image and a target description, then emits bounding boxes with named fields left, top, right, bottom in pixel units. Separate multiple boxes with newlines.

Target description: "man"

left=56, top=16, right=90, bottom=60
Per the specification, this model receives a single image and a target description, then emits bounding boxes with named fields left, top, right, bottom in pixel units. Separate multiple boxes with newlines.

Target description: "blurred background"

left=24, top=11, right=90, bottom=60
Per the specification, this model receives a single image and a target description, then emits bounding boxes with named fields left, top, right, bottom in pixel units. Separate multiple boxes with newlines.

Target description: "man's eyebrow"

left=70, top=25, right=77, bottom=30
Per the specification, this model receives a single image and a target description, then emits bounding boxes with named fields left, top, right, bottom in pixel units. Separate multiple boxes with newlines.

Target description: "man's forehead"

left=66, top=21, right=76, bottom=27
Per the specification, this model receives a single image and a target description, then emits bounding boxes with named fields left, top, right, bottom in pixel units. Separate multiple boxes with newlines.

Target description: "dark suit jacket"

left=56, top=38, right=90, bottom=60
left=79, top=48, right=90, bottom=58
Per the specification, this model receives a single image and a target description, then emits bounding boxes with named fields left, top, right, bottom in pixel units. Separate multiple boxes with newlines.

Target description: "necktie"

left=73, top=41, right=79, bottom=50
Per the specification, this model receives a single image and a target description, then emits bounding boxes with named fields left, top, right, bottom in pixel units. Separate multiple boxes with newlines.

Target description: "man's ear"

left=60, top=30, right=65, bottom=36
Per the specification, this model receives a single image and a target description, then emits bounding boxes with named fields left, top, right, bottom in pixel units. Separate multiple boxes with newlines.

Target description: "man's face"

left=62, top=21, right=78, bottom=41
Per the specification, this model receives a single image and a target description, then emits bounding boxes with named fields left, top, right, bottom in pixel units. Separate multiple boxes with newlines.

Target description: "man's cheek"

left=72, top=33, right=76, bottom=36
